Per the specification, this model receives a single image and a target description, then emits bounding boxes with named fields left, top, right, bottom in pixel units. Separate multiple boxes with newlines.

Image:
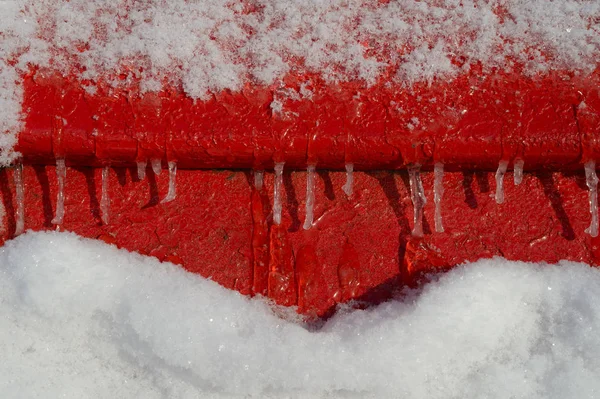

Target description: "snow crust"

left=3, top=231, right=600, bottom=398
left=1, top=1, right=599, bottom=165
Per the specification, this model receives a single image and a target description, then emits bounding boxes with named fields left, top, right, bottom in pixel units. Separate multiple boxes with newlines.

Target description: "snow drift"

left=2, top=231, right=600, bottom=398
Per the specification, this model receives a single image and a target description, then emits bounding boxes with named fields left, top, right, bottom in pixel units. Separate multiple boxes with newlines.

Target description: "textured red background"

left=4, top=66, right=600, bottom=318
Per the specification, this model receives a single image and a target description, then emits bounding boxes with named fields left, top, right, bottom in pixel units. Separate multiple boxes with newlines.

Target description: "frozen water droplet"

left=161, top=161, right=177, bottom=203
left=514, top=158, right=524, bottom=185
left=495, top=160, right=509, bottom=204
left=303, top=165, right=316, bottom=230
left=137, top=160, right=146, bottom=180
left=433, top=162, right=444, bottom=233
left=51, top=159, right=66, bottom=225
left=343, top=163, right=354, bottom=197
left=584, top=160, right=598, bottom=237
left=408, top=164, right=426, bottom=237
left=101, top=166, right=110, bottom=225
left=254, top=170, right=264, bottom=191
left=14, top=163, right=25, bottom=236
left=273, top=162, right=284, bottom=225
left=151, top=158, right=162, bottom=175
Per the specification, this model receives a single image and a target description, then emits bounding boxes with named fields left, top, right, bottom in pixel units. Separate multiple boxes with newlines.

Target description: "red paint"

left=17, top=67, right=600, bottom=171
left=4, top=66, right=600, bottom=319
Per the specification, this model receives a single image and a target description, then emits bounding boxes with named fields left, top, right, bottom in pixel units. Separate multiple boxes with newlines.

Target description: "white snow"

left=3, top=231, right=600, bottom=398
left=1, top=0, right=599, bottom=165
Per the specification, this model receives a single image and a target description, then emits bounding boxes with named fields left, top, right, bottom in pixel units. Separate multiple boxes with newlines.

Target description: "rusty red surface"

left=3, top=67, right=600, bottom=318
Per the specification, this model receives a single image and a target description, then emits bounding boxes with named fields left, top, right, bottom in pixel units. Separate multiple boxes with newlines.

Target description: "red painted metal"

left=3, top=66, right=600, bottom=318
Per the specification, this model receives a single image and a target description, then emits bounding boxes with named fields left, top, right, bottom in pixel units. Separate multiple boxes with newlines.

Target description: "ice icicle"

left=513, top=158, right=524, bottom=186
left=51, top=159, right=66, bottom=225
left=408, top=165, right=426, bottom=237
left=161, top=161, right=177, bottom=203
left=495, top=160, right=509, bottom=204
left=342, top=163, right=354, bottom=197
left=433, top=162, right=444, bottom=233
left=14, top=163, right=25, bottom=236
left=303, top=165, right=316, bottom=230
left=254, top=170, right=264, bottom=191
left=151, top=158, right=162, bottom=175
left=273, top=162, right=284, bottom=225
left=101, top=167, right=110, bottom=225
left=585, top=160, right=599, bottom=237
left=137, top=160, right=146, bottom=180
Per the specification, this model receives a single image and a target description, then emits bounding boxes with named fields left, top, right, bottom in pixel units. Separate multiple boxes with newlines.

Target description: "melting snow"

left=13, top=163, right=24, bottom=236
left=408, top=164, right=426, bottom=237
left=100, top=166, right=110, bottom=225
left=3, top=232, right=600, bottom=398
left=495, top=160, right=509, bottom=204
left=273, top=162, right=284, bottom=225
left=161, top=161, right=177, bottom=203
left=51, top=158, right=66, bottom=225
left=303, top=165, right=316, bottom=230
left=584, top=160, right=598, bottom=237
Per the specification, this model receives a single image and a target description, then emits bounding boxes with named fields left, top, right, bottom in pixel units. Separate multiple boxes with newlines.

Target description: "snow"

left=1, top=0, right=599, bottom=166
left=3, top=231, right=600, bottom=398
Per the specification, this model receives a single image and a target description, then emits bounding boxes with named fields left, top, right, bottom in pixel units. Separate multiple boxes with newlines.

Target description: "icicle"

left=495, top=160, right=509, bottom=204
left=51, top=159, right=66, bottom=225
left=101, top=166, right=110, bottom=225
left=137, top=160, right=147, bottom=180
left=585, top=160, right=599, bottom=237
left=151, top=158, right=162, bottom=175
left=342, top=163, right=354, bottom=197
left=408, top=164, right=427, bottom=237
left=433, top=162, right=444, bottom=233
left=161, top=161, right=177, bottom=203
left=303, top=165, right=316, bottom=230
left=514, top=158, right=524, bottom=185
left=254, top=170, right=264, bottom=191
left=14, top=163, right=25, bottom=236
left=273, top=162, right=284, bottom=225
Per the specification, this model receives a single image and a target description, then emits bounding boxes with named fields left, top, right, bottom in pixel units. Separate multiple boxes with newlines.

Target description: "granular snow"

left=2, top=231, right=600, bottom=398
left=0, top=0, right=599, bottom=165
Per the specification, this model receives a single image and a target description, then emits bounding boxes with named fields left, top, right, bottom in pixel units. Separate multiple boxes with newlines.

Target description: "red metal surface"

left=17, top=67, right=600, bottom=170
left=3, top=66, right=600, bottom=318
